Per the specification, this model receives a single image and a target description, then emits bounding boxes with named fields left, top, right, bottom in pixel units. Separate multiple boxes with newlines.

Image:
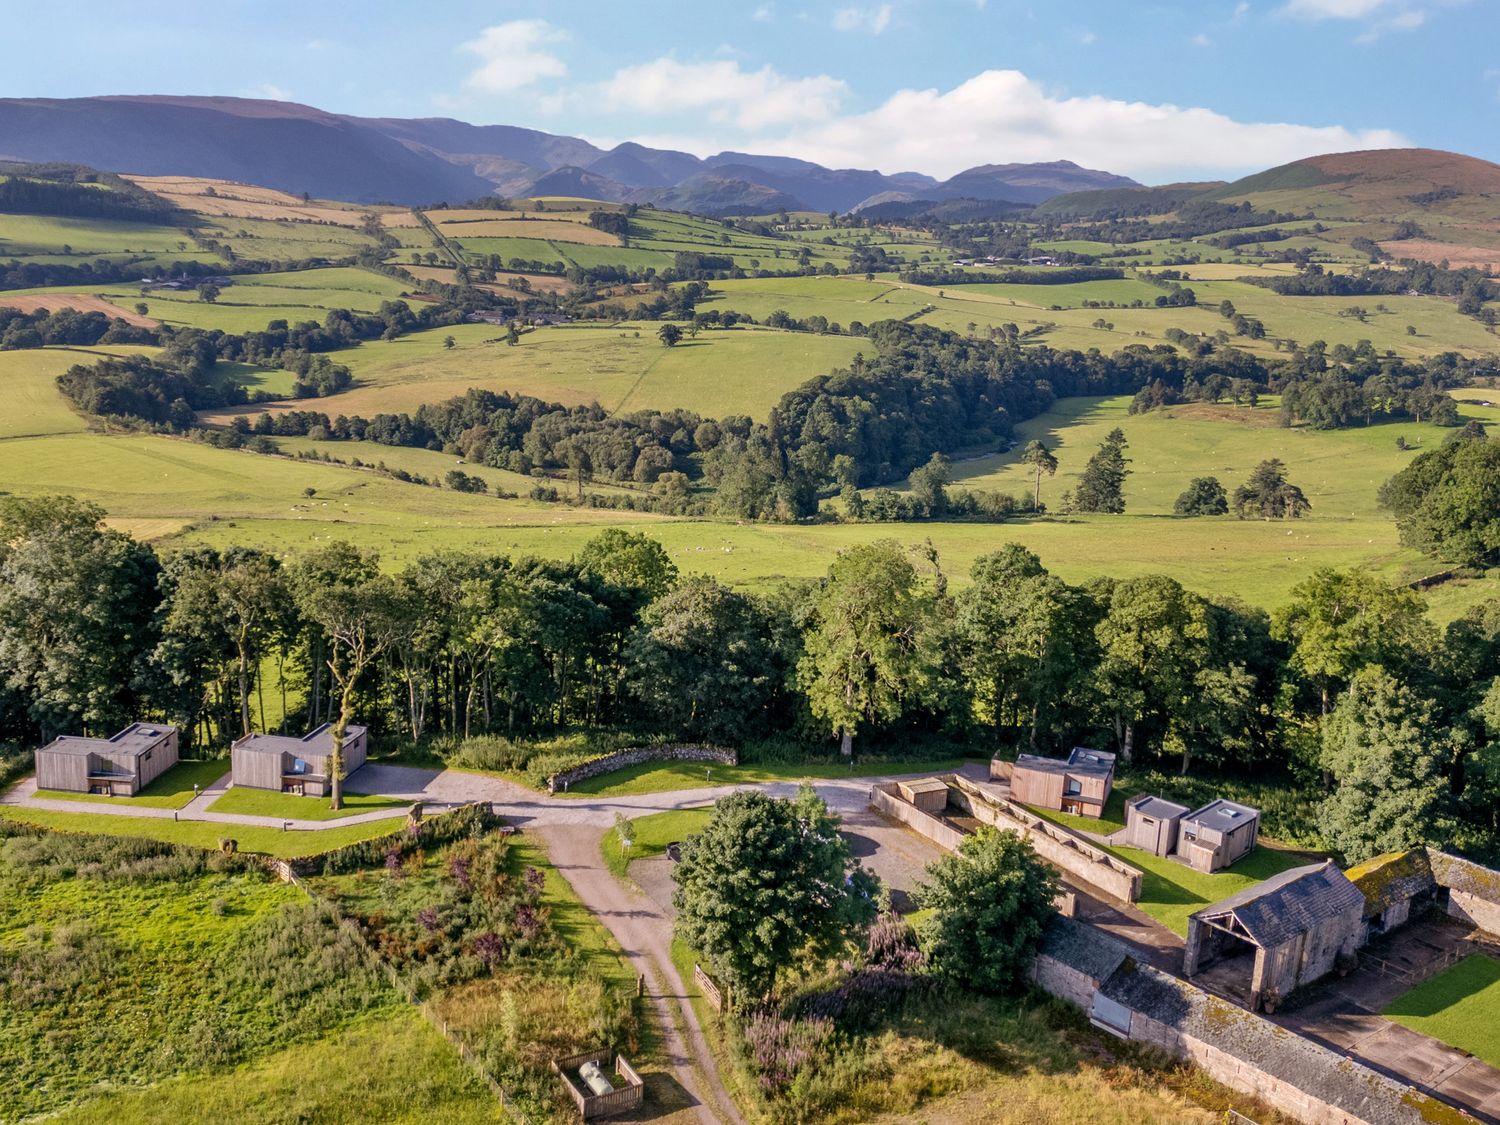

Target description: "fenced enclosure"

left=551, top=1049, right=644, bottom=1120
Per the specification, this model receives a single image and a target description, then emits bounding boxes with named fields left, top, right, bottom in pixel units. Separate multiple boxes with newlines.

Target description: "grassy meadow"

left=1383, top=954, right=1500, bottom=1068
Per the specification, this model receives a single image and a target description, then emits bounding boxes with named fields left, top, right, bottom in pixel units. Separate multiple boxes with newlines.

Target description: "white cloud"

left=737, top=69, right=1407, bottom=179
left=1192, top=32, right=1214, bottom=45
left=833, top=4, right=893, bottom=34
left=1279, top=0, right=1462, bottom=40
left=246, top=83, right=292, bottom=101
left=596, top=58, right=847, bottom=130
left=752, top=3, right=773, bottom=21
left=461, top=20, right=569, bottom=94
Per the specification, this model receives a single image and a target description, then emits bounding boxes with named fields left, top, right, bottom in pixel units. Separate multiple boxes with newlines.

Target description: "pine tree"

left=1072, top=428, right=1130, bottom=513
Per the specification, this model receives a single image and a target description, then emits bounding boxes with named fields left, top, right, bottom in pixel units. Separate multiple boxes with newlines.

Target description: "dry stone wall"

left=546, top=744, right=737, bottom=792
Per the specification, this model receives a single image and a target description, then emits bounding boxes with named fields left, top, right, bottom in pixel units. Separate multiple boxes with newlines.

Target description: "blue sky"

left=3, top=0, right=1496, bottom=182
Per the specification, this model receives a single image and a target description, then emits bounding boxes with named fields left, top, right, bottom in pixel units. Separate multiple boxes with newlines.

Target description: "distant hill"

left=1033, top=182, right=1227, bottom=219
left=0, top=95, right=1137, bottom=213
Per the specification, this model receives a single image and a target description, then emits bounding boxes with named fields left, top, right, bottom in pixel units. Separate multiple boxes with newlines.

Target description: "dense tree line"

left=0, top=170, right=179, bottom=223
left=0, top=305, right=156, bottom=350
left=898, top=265, right=1123, bottom=286
left=1252, top=262, right=1498, bottom=325
left=1380, top=424, right=1500, bottom=567
left=1051, top=200, right=1312, bottom=245
left=5, top=500, right=1500, bottom=863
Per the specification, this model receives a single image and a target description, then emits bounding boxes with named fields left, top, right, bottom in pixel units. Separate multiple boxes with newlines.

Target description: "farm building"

left=896, top=777, right=950, bottom=815
left=1184, top=860, right=1365, bottom=1012
left=1176, top=799, right=1259, bottom=873
left=1122, top=794, right=1189, bottom=857
left=34, top=723, right=179, bottom=796
left=230, top=721, right=367, bottom=796
left=1009, top=747, right=1116, bottom=818
left=1347, top=849, right=1440, bottom=936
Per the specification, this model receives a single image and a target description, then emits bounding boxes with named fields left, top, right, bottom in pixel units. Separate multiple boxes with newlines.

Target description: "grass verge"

left=205, top=786, right=411, bottom=821
left=603, top=808, right=714, bottom=881
left=0, top=805, right=402, bottom=857
left=561, top=756, right=971, bottom=798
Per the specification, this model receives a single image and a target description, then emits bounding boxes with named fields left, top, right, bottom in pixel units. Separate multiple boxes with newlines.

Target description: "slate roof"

left=1096, top=958, right=1445, bottom=1124
left=1345, top=849, right=1436, bottom=917
left=1191, top=860, right=1364, bottom=948
left=1037, top=914, right=1131, bottom=982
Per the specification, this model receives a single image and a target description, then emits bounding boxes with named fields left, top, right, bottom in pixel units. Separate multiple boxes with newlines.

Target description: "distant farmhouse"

left=1124, top=794, right=1261, bottom=874
left=1006, top=747, right=1116, bottom=818
left=34, top=723, right=179, bottom=796
left=230, top=722, right=367, bottom=796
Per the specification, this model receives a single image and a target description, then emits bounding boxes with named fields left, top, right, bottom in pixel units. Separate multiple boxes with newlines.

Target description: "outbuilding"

left=896, top=777, right=950, bottom=815
left=1184, top=860, right=1365, bottom=1012
left=34, top=723, right=180, bottom=796
left=1010, top=747, right=1116, bottom=818
left=230, top=722, right=367, bottom=796
left=1123, top=794, right=1189, bottom=857
left=1176, top=798, right=1260, bottom=873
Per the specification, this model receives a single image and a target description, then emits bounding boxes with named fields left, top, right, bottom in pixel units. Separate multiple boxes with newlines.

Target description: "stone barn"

left=34, top=723, right=179, bottom=796
left=1123, top=794, right=1189, bottom=857
left=1184, top=860, right=1365, bottom=1012
left=1346, top=849, right=1440, bottom=937
left=1176, top=798, right=1260, bottom=873
left=1009, top=747, right=1116, bottom=818
left=230, top=722, right=367, bottom=796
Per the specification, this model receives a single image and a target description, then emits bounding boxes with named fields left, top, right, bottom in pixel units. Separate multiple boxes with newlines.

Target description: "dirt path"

left=536, top=823, right=747, bottom=1125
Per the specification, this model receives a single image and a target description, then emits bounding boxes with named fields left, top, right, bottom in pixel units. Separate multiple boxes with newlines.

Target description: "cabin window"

left=1064, top=779, right=1082, bottom=796
left=291, top=757, right=309, bottom=775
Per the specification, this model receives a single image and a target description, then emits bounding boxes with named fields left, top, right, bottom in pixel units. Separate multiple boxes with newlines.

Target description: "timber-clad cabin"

left=1010, top=747, right=1116, bottom=818
left=230, top=722, right=367, bottom=796
left=34, top=723, right=179, bottom=795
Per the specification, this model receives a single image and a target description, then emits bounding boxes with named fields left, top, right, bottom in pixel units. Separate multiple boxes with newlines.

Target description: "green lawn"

left=46, top=1010, right=502, bottom=1125
left=0, top=345, right=156, bottom=439
left=561, top=755, right=970, bottom=799
left=1382, top=954, right=1500, bottom=1067
left=603, top=807, right=713, bottom=880
left=206, top=785, right=411, bottom=821
left=0, top=805, right=403, bottom=857
left=1028, top=789, right=1131, bottom=836
left=1100, top=842, right=1313, bottom=937
left=35, top=758, right=229, bottom=809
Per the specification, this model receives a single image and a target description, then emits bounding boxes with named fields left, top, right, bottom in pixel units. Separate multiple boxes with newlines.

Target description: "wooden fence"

left=551, top=1049, right=645, bottom=1120
left=693, top=963, right=723, bottom=1012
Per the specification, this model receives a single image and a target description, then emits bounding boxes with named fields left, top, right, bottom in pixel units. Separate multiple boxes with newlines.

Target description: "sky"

left=2, top=0, right=1496, bottom=183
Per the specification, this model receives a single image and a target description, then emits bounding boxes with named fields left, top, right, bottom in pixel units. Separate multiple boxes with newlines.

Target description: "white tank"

left=579, top=1060, right=615, bottom=1096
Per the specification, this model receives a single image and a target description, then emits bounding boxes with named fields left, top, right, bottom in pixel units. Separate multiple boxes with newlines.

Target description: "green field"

left=0, top=345, right=142, bottom=438
left=204, top=322, right=866, bottom=420
left=0, top=212, right=193, bottom=257
left=47, top=1010, right=502, bottom=1125
left=34, top=758, right=228, bottom=809
left=1383, top=954, right=1500, bottom=1067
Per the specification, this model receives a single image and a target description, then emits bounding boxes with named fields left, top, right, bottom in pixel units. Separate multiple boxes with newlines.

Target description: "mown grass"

left=1383, top=953, right=1500, bottom=1067
left=35, top=758, right=228, bottom=809
left=602, top=807, right=713, bottom=881
left=1097, top=842, right=1312, bottom=937
left=0, top=805, right=402, bottom=857
left=564, top=754, right=970, bottom=800
left=205, top=785, right=410, bottom=821
left=0, top=213, right=194, bottom=256
left=46, top=1009, right=503, bottom=1125
left=0, top=344, right=156, bottom=438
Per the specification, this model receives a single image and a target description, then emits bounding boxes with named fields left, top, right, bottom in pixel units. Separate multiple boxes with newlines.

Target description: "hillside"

left=0, top=94, right=1139, bottom=214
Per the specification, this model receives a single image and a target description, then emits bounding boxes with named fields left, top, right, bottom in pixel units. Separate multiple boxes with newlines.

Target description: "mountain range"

left=0, top=95, right=1138, bottom=213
